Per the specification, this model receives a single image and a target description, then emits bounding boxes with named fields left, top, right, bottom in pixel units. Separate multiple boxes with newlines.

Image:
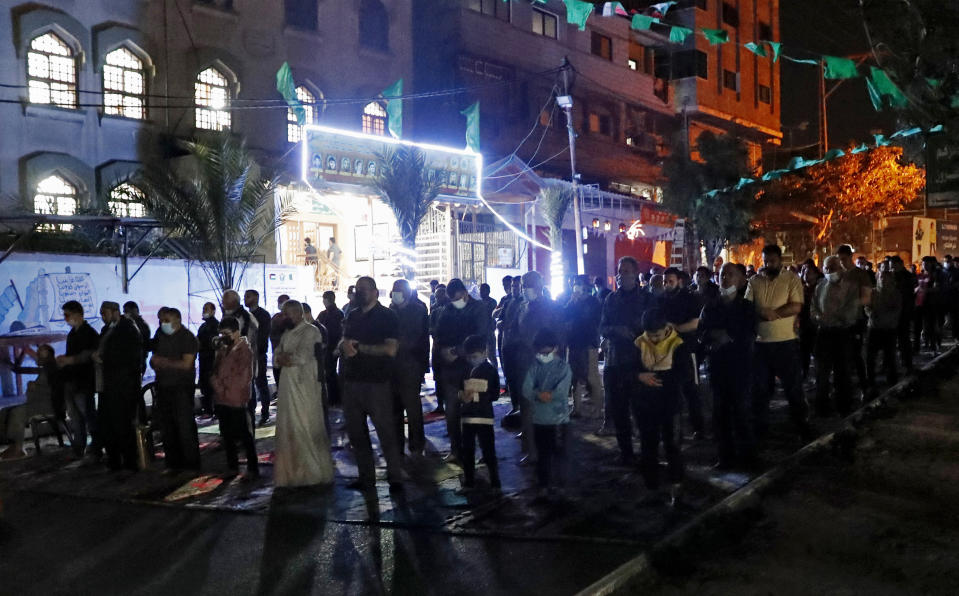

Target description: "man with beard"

left=93, top=301, right=142, bottom=470
left=745, top=245, right=811, bottom=440
left=244, top=290, right=273, bottom=425
left=389, top=279, right=429, bottom=456
left=317, top=291, right=344, bottom=406
left=659, top=267, right=706, bottom=438
left=563, top=274, right=603, bottom=417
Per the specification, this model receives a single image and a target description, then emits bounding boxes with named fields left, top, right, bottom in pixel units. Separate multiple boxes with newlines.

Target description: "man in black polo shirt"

left=389, top=279, right=429, bottom=456
left=341, top=276, right=405, bottom=492
left=151, top=307, right=200, bottom=471
left=57, top=300, right=100, bottom=458
left=244, top=289, right=273, bottom=425
left=660, top=267, right=706, bottom=438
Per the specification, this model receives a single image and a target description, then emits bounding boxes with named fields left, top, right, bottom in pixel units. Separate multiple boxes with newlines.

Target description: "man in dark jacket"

left=564, top=274, right=602, bottom=417
left=151, top=308, right=200, bottom=471
left=196, top=302, right=219, bottom=417
left=699, top=264, right=757, bottom=469
left=459, top=334, right=501, bottom=490
left=389, top=279, right=430, bottom=456
left=497, top=277, right=524, bottom=411
left=318, top=291, right=344, bottom=406
left=123, top=301, right=151, bottom=373
left=599, top=257, right=651, bottom=463
left=659, top=267, right=706, bottom=438
left=890, top=256, right=916, bottom=373
left=492, top=275, right=515, bottom=368
left=244, top=289, right=273, bottom=425
left=434, top=278, right=490, bottom=462
left=57, top=300, right=100, bottom=458
left=94, top=301, right=143, bottom=471
left=479, top=283, right=498, bottom=370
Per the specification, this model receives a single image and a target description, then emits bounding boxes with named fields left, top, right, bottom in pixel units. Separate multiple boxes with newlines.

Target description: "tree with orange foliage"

left=773, top=145, right=925, bottom=250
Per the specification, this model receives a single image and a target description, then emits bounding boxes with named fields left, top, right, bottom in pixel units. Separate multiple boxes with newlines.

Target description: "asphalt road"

left=0, top=490, right=635, bottom=596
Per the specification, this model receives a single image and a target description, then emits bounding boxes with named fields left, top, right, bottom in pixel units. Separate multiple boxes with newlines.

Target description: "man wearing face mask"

left=434, top=278, right=489, bottom=462
left=563, top=274, right=603, bottom=417
left=599, top=257, right=651, bottom=463
left=389, top=279, right=429, bottom=456
left=244, top=290, right=273, bottom=425
left=318, top=291, right=344, bottom=406
left=699, top=264, right=757, bottom=469
left=659, top=267, right=706, bottom=439
left=57, top=301, right=100, bottom=459
left=745, top=245, right=810, bottom=440
left=92, top=301, right=142, bottom=471
left=210, top=317, right=258, bottom=479
left=150, top=308, right=200, bottom=472
left=811, top=255, right=860, bottom=417
left=340, top=277, right=405, bottom=491
left=196, top=302, right=219, bottom=417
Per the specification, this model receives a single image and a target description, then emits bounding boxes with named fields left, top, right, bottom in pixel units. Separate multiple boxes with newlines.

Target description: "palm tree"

left=133, top=134, right=289, bottom=291
left=370, top=146, right=441, bottom=279
left=537, top=179, right=574, bottom=255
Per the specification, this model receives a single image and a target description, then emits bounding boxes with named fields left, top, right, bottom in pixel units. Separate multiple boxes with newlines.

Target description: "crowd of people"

left=1, top=244, right=956, bottom=504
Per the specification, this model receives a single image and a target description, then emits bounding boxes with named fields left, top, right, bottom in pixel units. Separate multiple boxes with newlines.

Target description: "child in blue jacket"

left=522, top=329, right=572, bottom=492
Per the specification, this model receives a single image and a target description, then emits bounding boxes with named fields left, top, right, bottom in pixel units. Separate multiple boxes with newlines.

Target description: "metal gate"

left=414, top=205, right=452, bottom=293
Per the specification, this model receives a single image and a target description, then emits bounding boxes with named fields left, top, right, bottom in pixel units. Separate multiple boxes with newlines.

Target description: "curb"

left=576, top=346, right=959, bottom=596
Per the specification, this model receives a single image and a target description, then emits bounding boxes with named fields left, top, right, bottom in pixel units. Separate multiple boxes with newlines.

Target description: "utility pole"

left=560, top=57, right=585, bottom=275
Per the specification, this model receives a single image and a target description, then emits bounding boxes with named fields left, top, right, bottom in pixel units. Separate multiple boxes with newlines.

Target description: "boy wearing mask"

left=634, top=309, right=690, bottom=503
left=458, top=334, right=501, bottom=492
left=522, top=329, right=572, bottom=496
left=211, top=317, right=258, bottom=479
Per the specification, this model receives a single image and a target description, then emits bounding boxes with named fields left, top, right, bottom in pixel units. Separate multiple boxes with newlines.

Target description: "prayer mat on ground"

left=163, top=474, right=224, bottom=501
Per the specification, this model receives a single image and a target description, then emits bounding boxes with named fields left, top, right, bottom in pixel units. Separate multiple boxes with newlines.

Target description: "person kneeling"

left=211, top=318, right=259, bottom=480
left=458, top=335, right=501, bottom=492
left=522, top=329, right=572, bottom=497
left=634, top=309, right=688, bottom=505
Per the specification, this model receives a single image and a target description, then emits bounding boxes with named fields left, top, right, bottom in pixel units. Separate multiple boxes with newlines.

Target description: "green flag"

left=823, top=55, right=859, bottom=79
left=866, top=76, right=884, bottom=111
left=783, top=54, right=817, bottom=65
left=874, top=133, right=889, bottom=146
left=766, top=41, right=782, bottom=62
left=382, top=78, right=402, bottom=139
left=868, top=67, right=908, bottom=108
left=462, top=101, right=480, bottom=153
left=702, top=29, right=729, bottom=45
left=930, top=124, right=944, bottom=133
left=824, top=148, right=845, bottom=161
left=563, top=0, right=594, bottom=31
left=669, top=25, right=693, bottom=44
left=631, top=15, right=658, bottom=30
left=744, top=42, right=767, bottom=57
left=851, top=144, right=870, bottom=154
left=276, top=62, right=305, bottom=126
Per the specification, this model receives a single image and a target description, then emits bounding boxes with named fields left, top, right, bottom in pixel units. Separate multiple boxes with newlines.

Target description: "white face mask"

left=524, top=288, right=539, bottom=301
left=721, top=284, right=738, bottom=299
left=451, top=298, right=467, bottom=310
left=161, top=322, right=175, bottom=335
left=390, top=292, right=406, bottom=306
left=202, top=312, right=214, bottom=320
left=827, top=272, right=841, bottom=283
left=535, top=352, right=555, bottom=364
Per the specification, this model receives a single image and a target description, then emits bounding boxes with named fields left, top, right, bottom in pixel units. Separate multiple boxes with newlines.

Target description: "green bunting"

left=744, top=42, right=767, bottom=57
left=461, top=101, right=480, bottom=153
left=630, top=15, right=658, bottom=30
left=766, top=41, right=782, bottom=62
left=702, top=29, right=729, bottom=45
left=867, top=67, right=908, bottom=109
left=824, top=148, right=845, bottom=160
left=822, top=55, right=859, bottom=79
left=930, top=125, right=944, bottom=133
left=563, top=0, right=594, bottom=31
left=275, top=62, right=305, bottom=126
left=651, top=2, right=677, bottom=15
left=851, top=144, right=870, bottom=154
left=874, top=133, right=889, bottom=146
left=669, top=25, right=693, bottom=44
left=382, top=79, right=403, bottom=139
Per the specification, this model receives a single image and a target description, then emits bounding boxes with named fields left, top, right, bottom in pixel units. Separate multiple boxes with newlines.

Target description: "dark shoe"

left=388, top=481, right=405, bottom=493
left=259, top=414, right=271, bottom=426
left=347, top=479, right=374, bottom=492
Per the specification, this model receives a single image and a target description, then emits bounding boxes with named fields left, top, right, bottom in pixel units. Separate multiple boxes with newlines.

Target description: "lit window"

left=195, top=67, right=231, bottom=130
left=109, top=183, right=146, bottom=218
left=288, top=86, right=317, bottom=143
left=27, top=33, right=77, bottom=109
left=531, top=8, right=558, bottom=39
left=362, top=101, right=387, bottom=136
left=103, top=47, right=146, bottom=120
left=34, top=174, right=78, bottom=231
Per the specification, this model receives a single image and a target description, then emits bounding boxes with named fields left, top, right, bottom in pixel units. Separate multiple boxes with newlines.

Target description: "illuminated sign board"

left=301, top=125, right=480, bottom=199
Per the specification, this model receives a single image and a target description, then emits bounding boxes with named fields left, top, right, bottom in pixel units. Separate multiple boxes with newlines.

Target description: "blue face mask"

left=161, top=322, right=175, bottom=335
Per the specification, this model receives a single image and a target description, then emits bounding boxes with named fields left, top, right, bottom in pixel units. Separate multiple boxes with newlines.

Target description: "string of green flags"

left=699, top=124, right=944, bottom=200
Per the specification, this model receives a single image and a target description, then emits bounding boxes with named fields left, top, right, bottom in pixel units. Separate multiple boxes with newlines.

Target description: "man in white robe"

left=273, top=300, right=334, bottom=487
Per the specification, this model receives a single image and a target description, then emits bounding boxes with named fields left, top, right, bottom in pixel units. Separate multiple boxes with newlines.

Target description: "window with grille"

left=591, top=32, right=612, bottom=61
left=103, top=48, right=146, bottom=120
left=532, top=8, right=558, bottom=39
left=109, top=183, right=146, bottom=218
left=758, top=84, right=772, bottom=104
left=723, top=69, right=739, bottom=91
left=288, top=86, right=317, bottom=143
left=35, top=175, right=78, bottom=231
left=362, top=101, right=387, bottom=136
left=27, top=33, right=77, bottom=109
left=195, top=67, right=231, bottom=130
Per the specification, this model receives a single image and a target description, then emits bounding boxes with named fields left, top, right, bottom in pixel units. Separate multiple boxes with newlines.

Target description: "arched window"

left=195, top=67, right=231, bottom=130
left=359, top=0, right=389, bottom=52
left=109, top=183, right=146, bottom=218
left=103, top=47, right=146, bottom=120
left=287, top=86, right=317, bottom=143
left=27, top=32, right=77, bottom=109
left=34, top=174, right=78, bottom=231
left=362, top=101, right=387, bottom=136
